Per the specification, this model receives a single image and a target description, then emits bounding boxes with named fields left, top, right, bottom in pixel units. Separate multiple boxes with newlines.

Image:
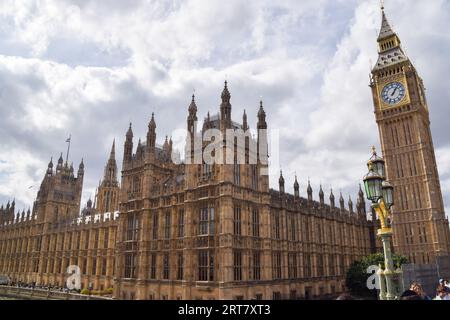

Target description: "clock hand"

left=390, top=88, right=398, bottom=98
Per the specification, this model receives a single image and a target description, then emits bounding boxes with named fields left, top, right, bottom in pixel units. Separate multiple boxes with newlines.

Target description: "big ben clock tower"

left=370, top=6, right=450, bottom=264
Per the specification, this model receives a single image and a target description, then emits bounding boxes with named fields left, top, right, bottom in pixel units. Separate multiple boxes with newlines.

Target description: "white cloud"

left=0, top=0, right=449, bottom=222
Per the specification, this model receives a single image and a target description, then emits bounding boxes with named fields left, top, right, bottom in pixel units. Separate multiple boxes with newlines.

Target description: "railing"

left=0, top=285, right=113, bottom=300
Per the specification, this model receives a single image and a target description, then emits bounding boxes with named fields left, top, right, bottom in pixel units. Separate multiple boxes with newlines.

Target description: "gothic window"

left=132, top=176, right=141, bottom=193
left=338, top=255, right=344, bottom=275
left=102, top=258, right=107, bottom=276
left=177, top=253, right=184, bottom=280
left=202, top=162, right=213, bottom=179
left=199, top=207, right=215, bottom=236
left=291, top=215, right=296, bottom=241
left=150, top=254, right=157, bottom=279
left=198, top=251, right=208, bottom=281
left=152, top=212, right=159, bottom=240
left=82, top=259, right=87, bottom=275
left=198, top=250, right=214, bottom=281
left=251, top=165, right=258, bottom=190
left=84, top=232, right=89, bottom=250
left=272, top=252, right=282, bottom=279
left=251, top=251, right=261, bottom=281
left=316, top=255, right=324, bottom=277
left=252, top=209, right=260, bottom=237
left=76, top=232, right=80, bottom=250
left=304, top=254, right=312, bottom=278
left=234, top=159, right=240, bottom=186
left=92, top=257, right=97, bottom=275
left=126, top=214, right=139, bottom=242
left=199, top=208, right=208, bottom=235
left=163, top=254, right=169, bottom=279
left=328, top=254, right=335, bottom=275
left=209, top=207, right=215, bottom=235
left=164, top=211, right=171, bottom=239
left=67, top=233, right=72, bottom=250
left=316, top=223, right=322, bottom=243
left=124, top=253, right=137, bottom=279
left=233, top=207, right=241, bottom=236
left=94, top=229, right=99, bottom=249
left=288, top=253, right=298, bottom=279
left=177, top=209, right=185, bottom=238
left=233, top=250, right=242, bottom=281
left=274, top=211, right=280, bottom=240
left=104, top=229, right=109, bottom=248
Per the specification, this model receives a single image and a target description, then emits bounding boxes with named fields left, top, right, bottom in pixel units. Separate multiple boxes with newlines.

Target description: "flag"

left=66, top=136, right=71, bottom=143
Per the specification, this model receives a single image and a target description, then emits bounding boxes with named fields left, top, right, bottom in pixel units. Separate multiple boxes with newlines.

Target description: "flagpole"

left=66, top=134, right=71, bottom=164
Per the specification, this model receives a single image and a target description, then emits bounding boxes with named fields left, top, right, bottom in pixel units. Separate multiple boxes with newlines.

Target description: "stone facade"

left=7, top=8, right=449, bottom=301
left=113, top=83, right=376, bottom=300
left=370, top=8, right=450, bottom=264
left=0, top=146, right=120, bottom=291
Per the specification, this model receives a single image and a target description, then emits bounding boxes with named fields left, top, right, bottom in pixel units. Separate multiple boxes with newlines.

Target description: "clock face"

left=381, top=82, right=406, bottom=105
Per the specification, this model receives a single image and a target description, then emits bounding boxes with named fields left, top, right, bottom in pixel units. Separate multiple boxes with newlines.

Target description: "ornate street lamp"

left=362, top=146, right=403, bottom=300
left=368, top=146, right=386, bottom=178
left=363, top=165, right=383, bottom=203
left=382, top=181, right=394, bottom=209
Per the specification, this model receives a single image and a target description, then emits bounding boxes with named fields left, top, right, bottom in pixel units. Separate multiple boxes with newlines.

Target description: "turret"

left=319, top=185, right=324, bottom=207
left=307, top=180, right=313, bottom=204
left=348, top=196, right=354, bottom=214
left=220, top=81, right=232, bottom=130
left=294, top=176, right=300, bottom=199
left=188, top=94, right=198, bottom=134
left=330, top=189, right=336, bottom=209
left=257, top=100, right=268, bottom=167
left=242, top=109, right=249, bottom=131
left=147, top=113, right=156, bottom=150
left=257, top=100, right=267, bottom=130
left=339, top=192, right=345, bottom=212
left=69, top=162, right=75, bottom=178
left=56, top=153, right=64, bottom=173
left=47, top=157, right=53, bottom=176
left=78, top=158, right=85, bottom=178
left=279, top=170, right=285, bottom=194
left=136, top=138, right=143, bottom=159
left=357, top=184, right=366, bottom=216
left=103, top=140, right=118, bottom=185
left=124, top=123, right=134, bottom=164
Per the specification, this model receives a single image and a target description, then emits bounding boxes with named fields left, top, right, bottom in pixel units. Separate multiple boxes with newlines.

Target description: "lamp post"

left=363, top=147, right=400, bottom=300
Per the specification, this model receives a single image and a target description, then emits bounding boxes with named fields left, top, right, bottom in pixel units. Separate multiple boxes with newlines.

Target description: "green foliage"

left=104, top=288, right=113, bottom=295
left=80, top=288, right=90, bottom=295
left=345, top=253, right=409, bottom=298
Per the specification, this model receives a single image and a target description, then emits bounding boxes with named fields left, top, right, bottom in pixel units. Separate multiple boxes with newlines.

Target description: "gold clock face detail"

left=381, top=82, right=406, bottom=105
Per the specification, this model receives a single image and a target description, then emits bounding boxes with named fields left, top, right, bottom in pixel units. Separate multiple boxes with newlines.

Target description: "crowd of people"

left=400, top=279, right=450, bottom=300
left=336, top=279, right=450, bottom=300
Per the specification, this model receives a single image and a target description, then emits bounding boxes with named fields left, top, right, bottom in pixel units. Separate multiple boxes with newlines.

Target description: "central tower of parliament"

left=0, top=6, right=449, bottom=300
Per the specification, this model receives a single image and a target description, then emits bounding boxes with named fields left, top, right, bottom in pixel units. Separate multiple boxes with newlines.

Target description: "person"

left=433, top=285, right=449, bottom=300
left=444, top=279, right=450, bottom=290
left=410, top=282, right=431, bottom=300
left=400, top=289, right=422, bottom=300
left=336, top=293, right=356, bottom=300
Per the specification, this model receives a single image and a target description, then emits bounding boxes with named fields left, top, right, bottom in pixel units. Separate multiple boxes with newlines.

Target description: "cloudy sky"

left=0, top=0, right=449, bottom=218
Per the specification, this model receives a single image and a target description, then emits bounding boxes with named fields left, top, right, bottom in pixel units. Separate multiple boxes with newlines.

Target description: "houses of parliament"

left=0, top=7, right=449, bottom=300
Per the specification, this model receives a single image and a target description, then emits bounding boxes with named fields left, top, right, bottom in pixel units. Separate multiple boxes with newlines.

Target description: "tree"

left=345, top=253, right=408, bottom=299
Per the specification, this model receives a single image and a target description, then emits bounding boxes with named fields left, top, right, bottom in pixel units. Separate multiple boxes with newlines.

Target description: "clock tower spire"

left=370, top=6, right=450, bottom=264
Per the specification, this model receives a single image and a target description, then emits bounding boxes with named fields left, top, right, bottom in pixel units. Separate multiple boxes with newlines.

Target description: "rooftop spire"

left=220, top=81, right=232, bottom=128
left=378, top=4, right=395, bottom=41
left=242, top=109, right=248, bottom=131
left=110, top=139, right=116, bottom=160
left=189, top=94, right=197, bottom=114
left=149, top=113, right=156, bottom=129
left=126, top=122, right=133, bottom=139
